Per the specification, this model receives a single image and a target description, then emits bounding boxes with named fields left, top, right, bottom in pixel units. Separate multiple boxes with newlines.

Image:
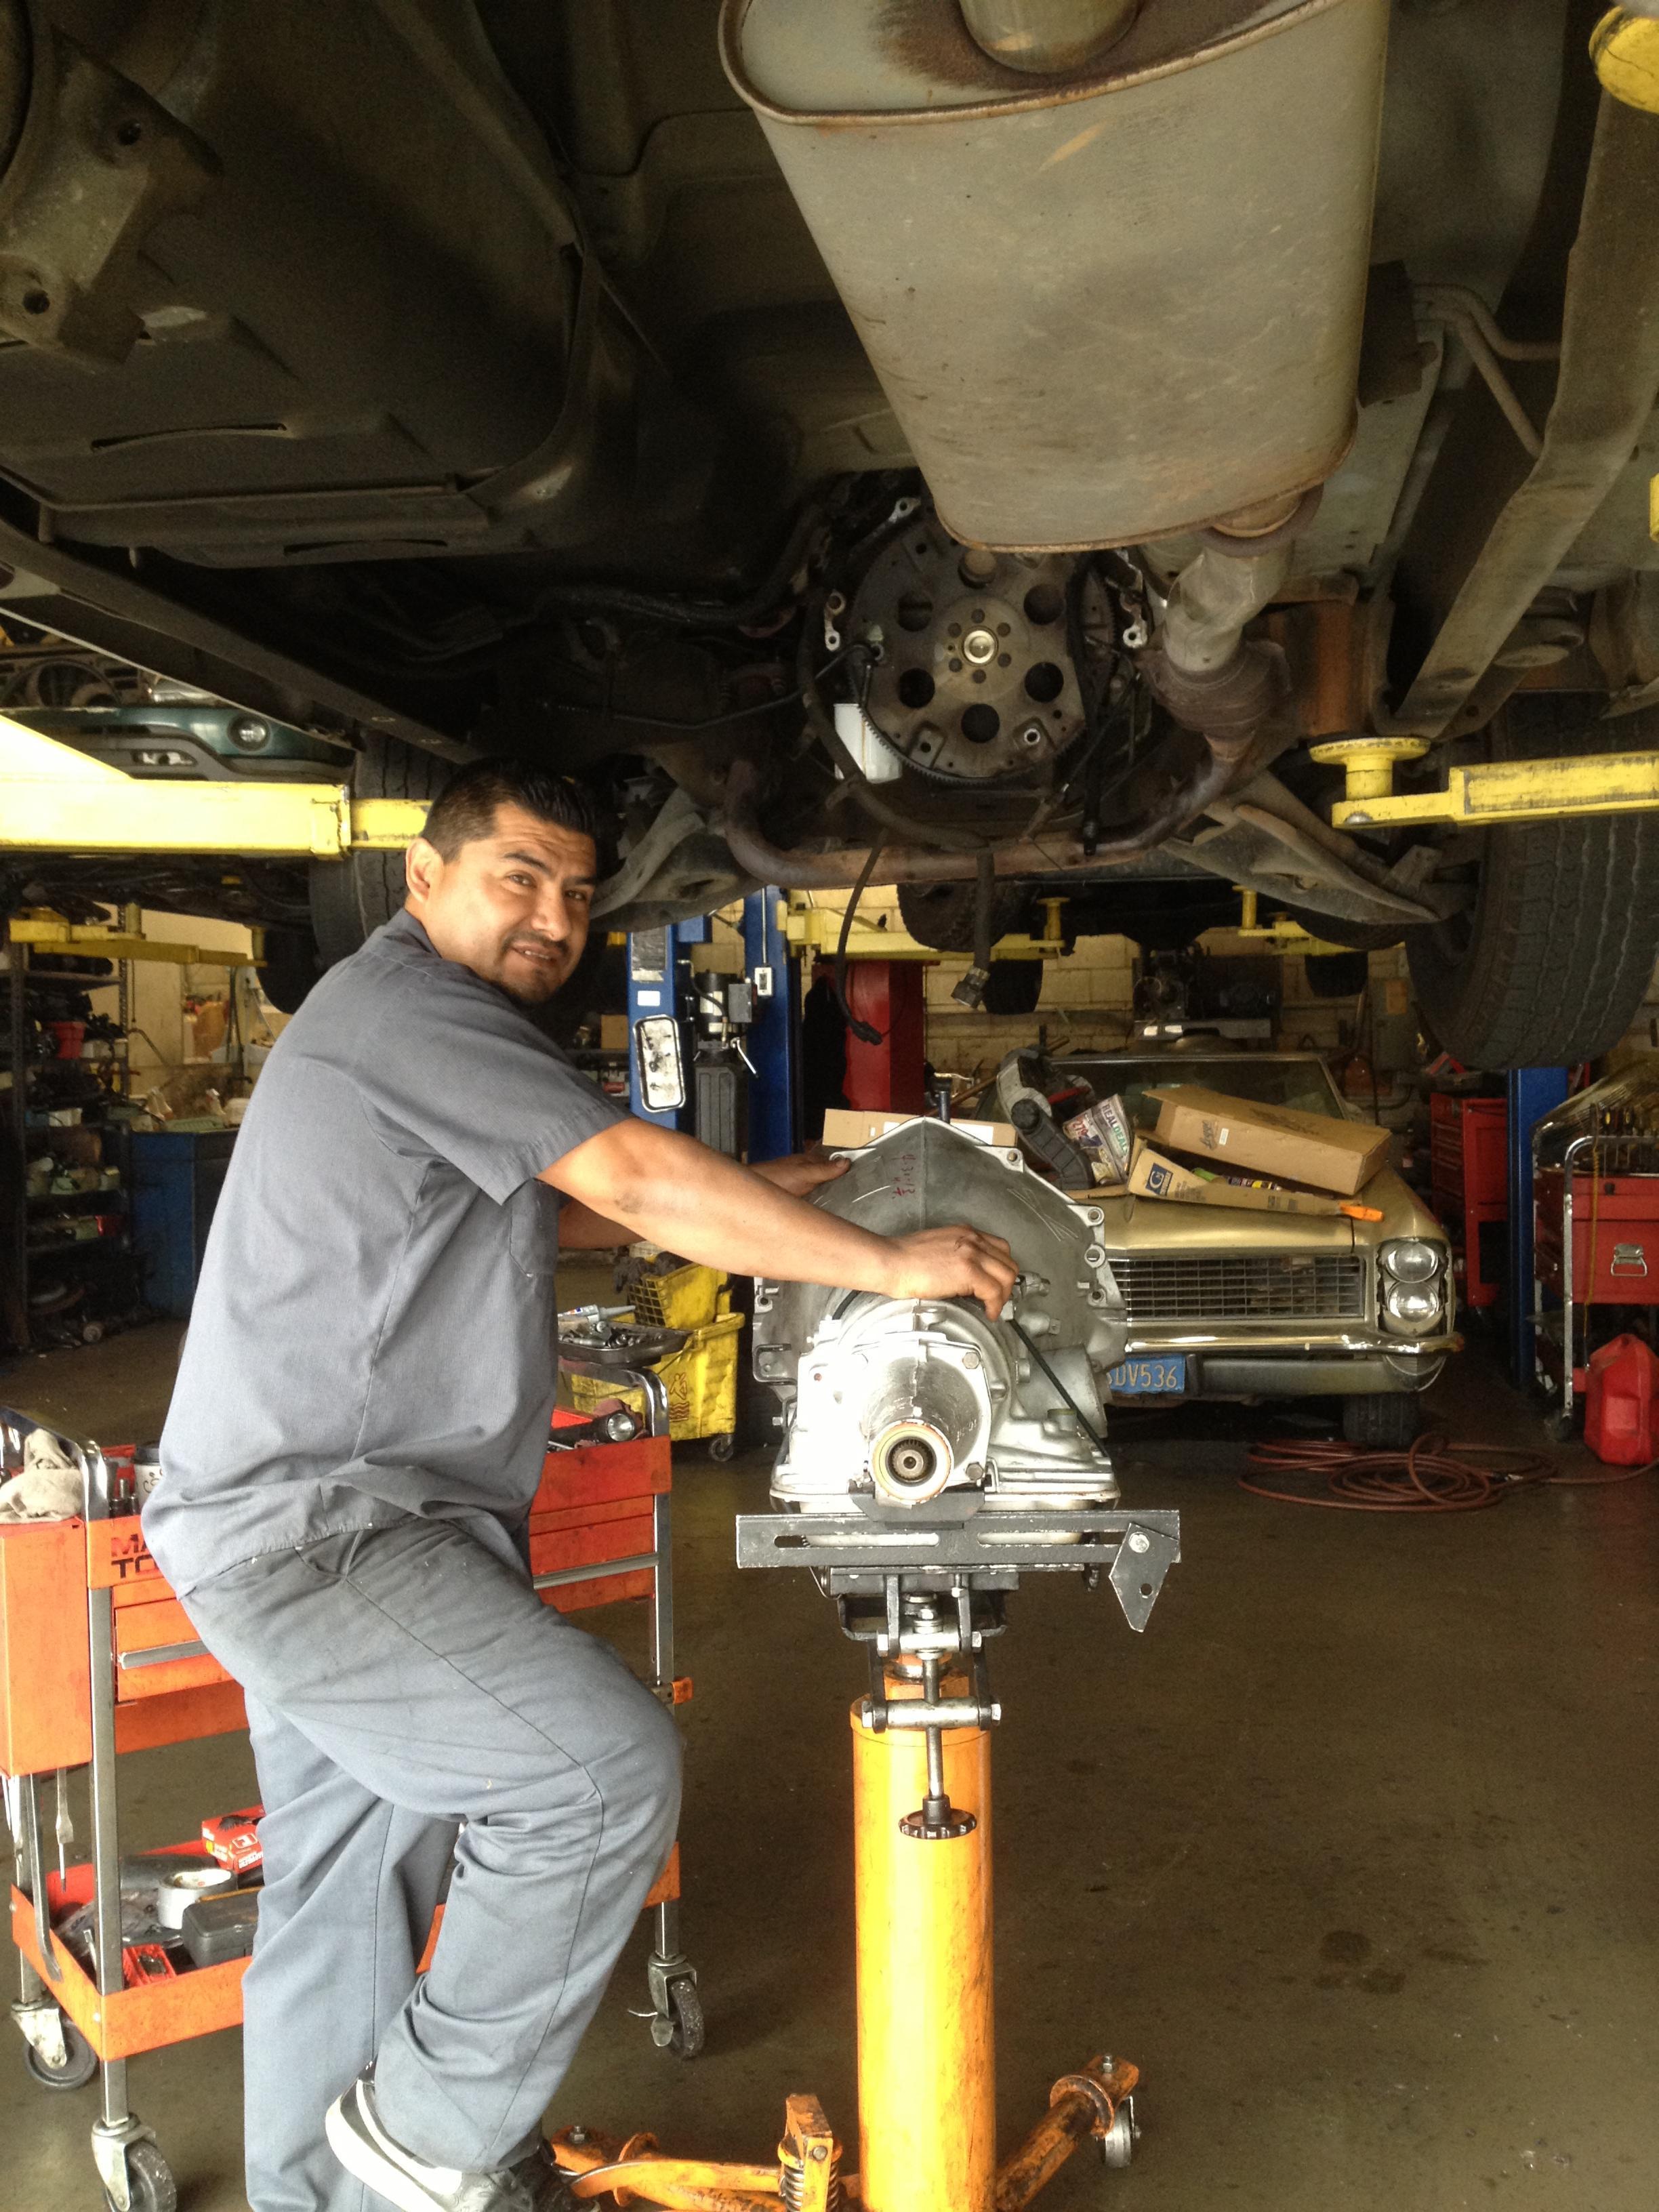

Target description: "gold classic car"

left=987, top=1051, right=1457, bottom=1449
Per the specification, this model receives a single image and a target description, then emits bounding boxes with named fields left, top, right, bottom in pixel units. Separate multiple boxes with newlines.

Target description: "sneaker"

left=507, top=2141, right=575, bottom=2212
left=325, top=2072, right=573, bottom=2212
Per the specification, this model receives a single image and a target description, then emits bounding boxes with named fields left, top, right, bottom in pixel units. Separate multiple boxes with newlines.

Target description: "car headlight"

left=1384, top=1282, right=1441, bottom=1332
left=1380, top=1239, right=1443, bottom=1284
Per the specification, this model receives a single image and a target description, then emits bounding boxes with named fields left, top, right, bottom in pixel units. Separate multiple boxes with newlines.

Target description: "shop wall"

left=836, top=886, right=1406, bottom=1087
left=117, top=912, right=258, bottom=1075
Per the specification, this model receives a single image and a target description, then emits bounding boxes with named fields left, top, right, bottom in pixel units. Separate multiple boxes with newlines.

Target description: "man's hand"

left=880, top=1225, right=1017, bottom=1319
left=750, top=1152, right=851, bottom=1198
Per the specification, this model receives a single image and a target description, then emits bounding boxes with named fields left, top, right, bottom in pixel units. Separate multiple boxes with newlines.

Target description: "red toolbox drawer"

left=526, top=1432, right=670, bottom=1614
left=1431, top=1094, right=1507, bottom=1207
left=111, top=1593, right=229, bottom=1702
left=1534, top=1171, right=1659, bottom=1303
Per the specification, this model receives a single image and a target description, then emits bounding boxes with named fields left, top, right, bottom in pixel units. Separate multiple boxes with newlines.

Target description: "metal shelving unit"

left=3, top=928, right=138, bottom=1351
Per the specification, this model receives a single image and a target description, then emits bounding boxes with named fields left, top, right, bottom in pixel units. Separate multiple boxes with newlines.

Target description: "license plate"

left=1106, top=1355, right=1187, bottom=1397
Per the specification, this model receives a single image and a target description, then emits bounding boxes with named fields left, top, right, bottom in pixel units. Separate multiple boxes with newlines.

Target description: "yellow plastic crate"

left=566, top=1309, right=745, bottom=1451
left=632, top=1263, right=729, bottom=1330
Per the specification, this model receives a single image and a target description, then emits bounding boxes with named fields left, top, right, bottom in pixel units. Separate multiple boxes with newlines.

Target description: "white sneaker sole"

left=324, top=2081, right=468, bottom=2212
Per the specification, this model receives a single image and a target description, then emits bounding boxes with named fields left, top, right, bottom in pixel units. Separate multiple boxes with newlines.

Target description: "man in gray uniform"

left=143, top=760, right=1016, bottom=2212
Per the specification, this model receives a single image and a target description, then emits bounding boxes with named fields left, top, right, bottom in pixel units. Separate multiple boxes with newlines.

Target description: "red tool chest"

left=1430, top=1093, right=1507, bottom=1309
left=1534, top=1169, right=1659, bottom=1303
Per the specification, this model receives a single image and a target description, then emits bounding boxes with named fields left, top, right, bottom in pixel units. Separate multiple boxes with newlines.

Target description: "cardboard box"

left=1126, top=1139, right=1378, bottom=1218
left=1145, top=1086, right=1389, bottom=1195
left=821, top=1109, right=1018, bottom=1151
left=600, top=1014, right=629, bottom=1052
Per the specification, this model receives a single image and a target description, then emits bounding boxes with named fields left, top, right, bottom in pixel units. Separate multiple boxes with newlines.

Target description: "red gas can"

left=1584, top=1333, right=1659, bottom=1466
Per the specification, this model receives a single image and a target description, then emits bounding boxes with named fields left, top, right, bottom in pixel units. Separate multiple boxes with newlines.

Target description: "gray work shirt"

left=142, top=907, right=627, bottom=1595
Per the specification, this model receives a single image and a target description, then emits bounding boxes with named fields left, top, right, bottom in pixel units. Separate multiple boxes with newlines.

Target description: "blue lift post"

left=1507, top=1065, right=1569, bottom=1386
left=627, top=916, right=708, bottom=1131
left=741, top=888, right=800, bottom=1164
left=626, top=897, right=798, bottom=1154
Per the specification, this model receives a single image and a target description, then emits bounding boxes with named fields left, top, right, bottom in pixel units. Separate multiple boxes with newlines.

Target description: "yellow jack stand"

left=548, top=1668, right=1137, bottom=2212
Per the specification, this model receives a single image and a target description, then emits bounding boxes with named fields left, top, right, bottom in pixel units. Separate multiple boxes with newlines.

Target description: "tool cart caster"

left=1099, top=2093, right=1139, bottom=2171
left=93, top=2118, right=177, bottom=2212
left=644, top=1900, right=705, bottom=2060
left=13, top=1996, right=98, bottom=2089
left=648, top=1969, right=705, bottom=2060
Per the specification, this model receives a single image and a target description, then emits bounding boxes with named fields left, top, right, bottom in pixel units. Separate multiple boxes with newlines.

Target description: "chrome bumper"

left=1189, top=1350, right=1450, bottom=1399
left=1119, top=1328, right=1458, bottom=1400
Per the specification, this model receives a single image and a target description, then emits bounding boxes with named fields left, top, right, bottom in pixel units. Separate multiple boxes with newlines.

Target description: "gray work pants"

left=180, top=1517, right=683, bottom=2212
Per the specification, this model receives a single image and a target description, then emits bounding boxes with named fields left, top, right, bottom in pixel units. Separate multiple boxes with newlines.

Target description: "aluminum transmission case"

left=753, top=1121, right=1127, bottom=1515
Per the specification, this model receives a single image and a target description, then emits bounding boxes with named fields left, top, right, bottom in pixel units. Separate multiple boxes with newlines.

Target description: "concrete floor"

left=3, top=1314, right=1656, bottom=2212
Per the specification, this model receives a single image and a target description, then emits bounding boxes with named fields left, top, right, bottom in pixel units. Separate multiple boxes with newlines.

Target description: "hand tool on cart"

left=54, top=1767, right=73, bottom=1888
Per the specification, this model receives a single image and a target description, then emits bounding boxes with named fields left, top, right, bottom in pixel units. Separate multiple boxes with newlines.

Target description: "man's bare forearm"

left=541, top=1120, right=899, bottom=1292
left=558, top=1153, right=847, bottom=1254
left=558, top=1198, right=634, bottom=1249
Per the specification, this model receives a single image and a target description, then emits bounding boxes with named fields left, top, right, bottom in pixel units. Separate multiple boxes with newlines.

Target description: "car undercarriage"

left=3, top=0, right=1659, bottom=1063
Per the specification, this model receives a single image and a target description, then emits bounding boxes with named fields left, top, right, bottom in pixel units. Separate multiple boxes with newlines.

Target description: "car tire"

left=1280, top=905, right=1406, bottom=954
left=1340, top=1392, right=1421, bottom=1450
left=1406, top=697, right=1659, bottom=1069
left=897, top=880, right=1027, bottom=953
left=256, top=924, right=323, bottom=1014
left=982, top=960, right=1043, bottom=1015
left=1303, top=950, right=1370, bottom=998
left=308, top=736, right=451, bottom=968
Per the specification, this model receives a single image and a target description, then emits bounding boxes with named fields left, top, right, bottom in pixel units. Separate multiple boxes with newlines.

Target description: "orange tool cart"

left=2, top=1363, right=696, bottom=2212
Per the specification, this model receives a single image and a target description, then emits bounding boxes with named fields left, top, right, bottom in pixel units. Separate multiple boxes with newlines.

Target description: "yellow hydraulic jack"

left=546, top=1513, right=1175, bottom=2212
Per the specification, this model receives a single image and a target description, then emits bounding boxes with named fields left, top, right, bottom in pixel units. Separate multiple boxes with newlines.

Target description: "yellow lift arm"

left=0, top=714, right=428, bottom=857
left=1328, top=746, right=1659, bottom=832
left=781, top=891, right=1068, bottom=964
left=12, top=697, right=1659, bottom=869
left=1321, top=453, right=1659, bottom=831
left=7, top=911, right=254, bottom=966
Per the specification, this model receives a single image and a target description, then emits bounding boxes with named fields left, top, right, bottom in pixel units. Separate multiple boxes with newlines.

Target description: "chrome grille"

left=1111, top=1252, right=1368, bottom=1324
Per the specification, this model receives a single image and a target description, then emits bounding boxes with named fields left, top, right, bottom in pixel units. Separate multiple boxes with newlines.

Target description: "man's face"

left=403, top=803, right=598, bottom=1004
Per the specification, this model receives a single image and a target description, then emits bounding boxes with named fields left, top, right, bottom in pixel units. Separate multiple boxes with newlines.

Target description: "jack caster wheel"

left=1100, top=2098, right=1137, bottom=2171
left=1546, top=1408, right=1576, bottom=1445
left=104, top=2141, right=176, bottom=2212
left=650, top=1978, right=705, bottom=2060
left=23, top=2019, right=98, bottom=2091
left=707, top=1433, right=735, bottom=1462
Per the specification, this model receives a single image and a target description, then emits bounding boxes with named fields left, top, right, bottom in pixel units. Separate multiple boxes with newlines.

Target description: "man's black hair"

left=420, top=758, right=605, bottom=863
